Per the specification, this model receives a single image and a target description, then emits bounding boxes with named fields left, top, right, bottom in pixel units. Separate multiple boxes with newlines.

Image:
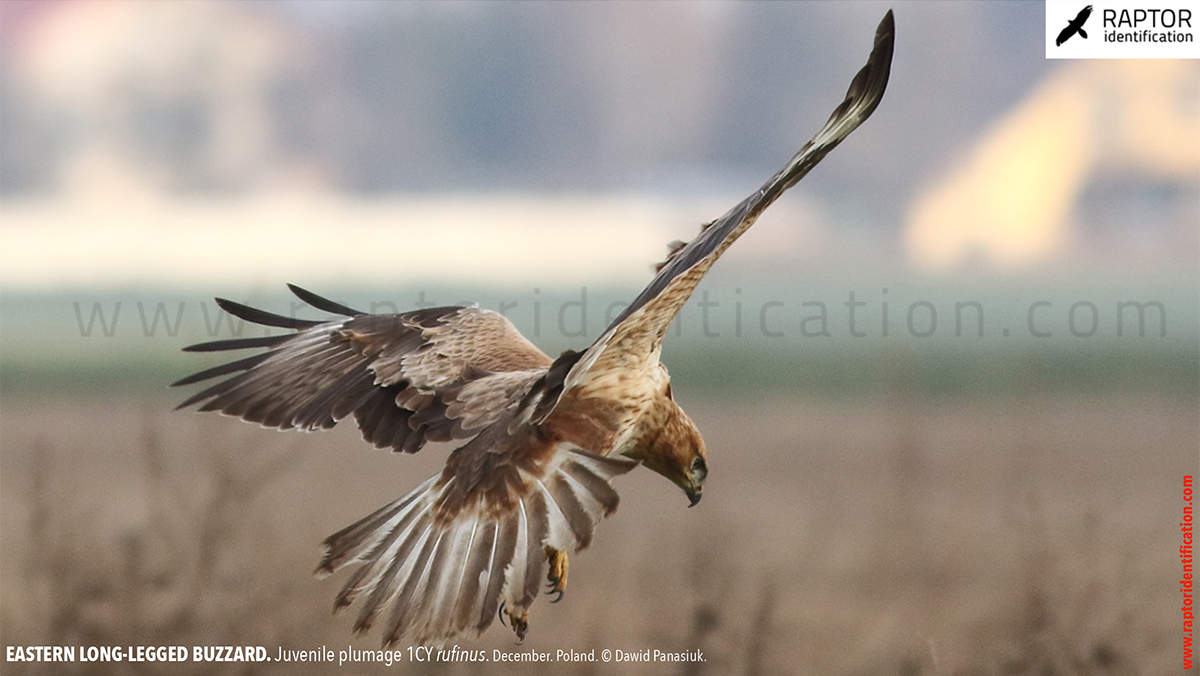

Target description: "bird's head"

left=624, top=395, right=707, bottom=507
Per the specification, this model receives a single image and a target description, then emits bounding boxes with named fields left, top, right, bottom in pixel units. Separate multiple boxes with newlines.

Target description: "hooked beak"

left=682, top=461, right=706, bottom=508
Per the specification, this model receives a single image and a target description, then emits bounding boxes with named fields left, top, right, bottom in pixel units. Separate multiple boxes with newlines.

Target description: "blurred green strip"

left=662, top=343, right=1200, bottom=400
left=3, top=344, right=1195, bottom=402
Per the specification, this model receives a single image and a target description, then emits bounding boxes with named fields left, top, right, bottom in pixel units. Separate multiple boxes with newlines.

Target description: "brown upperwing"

left=173, top=285, right=552, bottom=453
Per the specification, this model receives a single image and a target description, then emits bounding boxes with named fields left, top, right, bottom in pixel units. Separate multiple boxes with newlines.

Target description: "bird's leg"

left=544, top=546, right=568, bottom=603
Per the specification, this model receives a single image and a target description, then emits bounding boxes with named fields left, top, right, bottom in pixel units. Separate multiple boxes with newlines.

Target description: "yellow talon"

left=545, top=546, right=568, bottom=602
left=503, top=605, right=529, bottom=642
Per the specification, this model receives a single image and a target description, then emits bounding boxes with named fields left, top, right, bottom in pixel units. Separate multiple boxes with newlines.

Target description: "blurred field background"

left=1, top=1, right=1197, bottom=674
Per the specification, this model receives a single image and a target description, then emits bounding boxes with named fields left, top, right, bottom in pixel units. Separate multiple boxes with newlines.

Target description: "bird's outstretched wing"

left=176, top=286, right=639, bottom=645
left=173, top=284, right=552, bottom=452
left=534, top=10, right=895, bottom=416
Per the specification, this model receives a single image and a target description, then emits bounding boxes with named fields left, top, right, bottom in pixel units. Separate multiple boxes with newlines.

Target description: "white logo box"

left=1046, top=0, right=1200, bottom=58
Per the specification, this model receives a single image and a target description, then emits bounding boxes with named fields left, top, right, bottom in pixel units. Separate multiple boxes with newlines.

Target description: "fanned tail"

left=316, top=447, right=637, bottom=646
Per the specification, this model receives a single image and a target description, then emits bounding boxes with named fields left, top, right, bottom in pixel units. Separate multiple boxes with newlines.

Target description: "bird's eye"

left=691, top=457, right=707, bottom=475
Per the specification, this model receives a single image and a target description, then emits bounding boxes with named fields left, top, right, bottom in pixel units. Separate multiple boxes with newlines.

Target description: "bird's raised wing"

left=535, top=10, right=894, bottom=415
left=173, top=284, right=552, bottom=453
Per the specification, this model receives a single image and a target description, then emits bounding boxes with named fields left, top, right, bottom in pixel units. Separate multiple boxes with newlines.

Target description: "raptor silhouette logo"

left=1056, top=4, right=1093, bottom=45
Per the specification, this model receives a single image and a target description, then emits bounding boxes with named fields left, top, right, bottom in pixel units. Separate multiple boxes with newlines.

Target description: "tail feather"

left=455, top=521, right=498, bottom=630
left=318, top=476, right=438, bottom=577
left=317, top=447, right=636, bottom=646
left=544, top=473, right=598, bottom=548
left=365, top=523, right=438, bottom=636
left=515, top=493, right=549, bottom=613
left=341, top=510, right=432, bottom=618
left=478, top=513, right=519, bottom=633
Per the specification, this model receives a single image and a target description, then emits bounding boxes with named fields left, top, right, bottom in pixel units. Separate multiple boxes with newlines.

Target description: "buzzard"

left=174, top=10, right=894, bottom=646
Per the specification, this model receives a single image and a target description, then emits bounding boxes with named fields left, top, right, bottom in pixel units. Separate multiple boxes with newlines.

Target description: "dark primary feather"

left=215, top=297, right=322, bottom=329
left=181, top=334, right=291, bottom=353
left=287, top=283, right=364, bottom=316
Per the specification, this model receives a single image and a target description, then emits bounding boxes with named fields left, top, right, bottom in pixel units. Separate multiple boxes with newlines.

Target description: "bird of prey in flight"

left=175, top=10, right=893, bottom=647
left=1056, top=5, right=1093, bottom=46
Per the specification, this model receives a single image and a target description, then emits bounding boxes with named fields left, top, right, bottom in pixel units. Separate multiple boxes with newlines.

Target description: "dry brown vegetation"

left=0, top=391, right=1194, bottom=675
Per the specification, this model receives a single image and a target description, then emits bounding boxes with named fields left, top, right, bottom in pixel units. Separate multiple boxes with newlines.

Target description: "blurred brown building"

left=907, top=59, right=1199, bottom=271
